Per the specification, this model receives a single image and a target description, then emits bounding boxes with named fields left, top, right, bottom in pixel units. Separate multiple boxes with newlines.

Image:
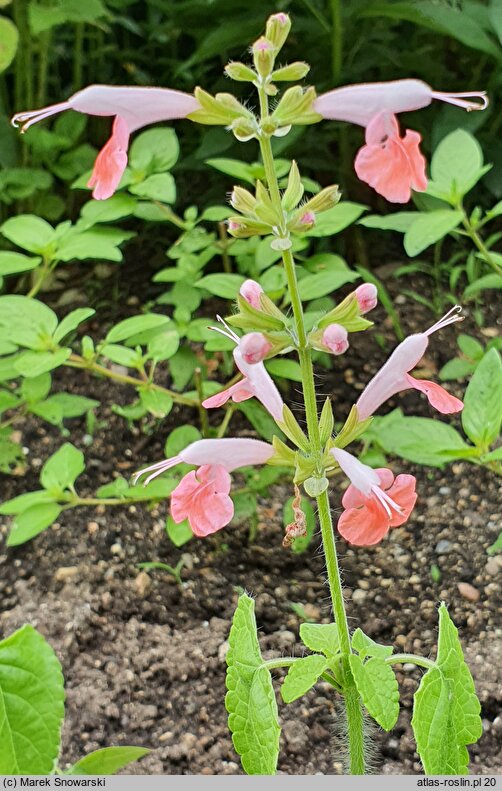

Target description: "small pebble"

left=134, top=571, right=151, bottom=597
left=352, top=588, right=367, bottom=604
left=53, top=566, right=79, bottom=583
left=485, top=557, right=501, bottom=576
left=457, top=582, right=480, bottom=602
left=435, top=540, right=452, bottom=554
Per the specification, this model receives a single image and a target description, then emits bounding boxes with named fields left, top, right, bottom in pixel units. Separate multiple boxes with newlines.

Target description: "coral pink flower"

left=322, top=324, right=349, bottom=355
left=314, top=79, right=487, bottom=202
left=331, top=447, right=417, bottom=546
left=240, top=279, right=264, bottom=309
left=133, top=438, right=274, bottom=537
left=202, top=317, right=284, bottom=423
left=356, top=306, right=464, bottom=420
left=355, top=282, right=378, bottom=314
left=12, top=85, right=200, bottom=200
left=354, top=112, right=427, bottom=203
left=239, top=332, right=273, bottom=364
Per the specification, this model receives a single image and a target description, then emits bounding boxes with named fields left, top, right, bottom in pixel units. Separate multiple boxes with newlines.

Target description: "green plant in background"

left=0, top=623, right=149, bottom=774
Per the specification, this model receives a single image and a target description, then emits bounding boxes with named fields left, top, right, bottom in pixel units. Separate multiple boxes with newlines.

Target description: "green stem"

left=66, top=353, right=198, bottom=407
left=263, top=658, right=342, bottom=692
left=387, top=653, right=435, bottom=671
left=330, top=0, right=343, bottom=85
left=458, top=202, right=502, bottom=278
left=217, top=403, right=236, bottom=438
left=257, top=82, right=365, bottom=774
left=37, top=31, right=51, bottom=107
left=194, top=367, right=210, bottom=436
left=217, top=221, right=232, bottom=273
left=73, top=23, right=84, bottom=89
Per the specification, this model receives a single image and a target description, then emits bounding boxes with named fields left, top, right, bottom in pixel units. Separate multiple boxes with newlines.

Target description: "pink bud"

left=322, top=324, right=349, bottom=355
left=228, top=220, right=242, bottom=231
left=300, top=211, right=315, bottom=227
left=240, top=279, right=264, bottom=310
left=239, top=332, right=272, bottom=364
left=272, top=12, right=289, bottom=25
left=355, top=283, right=378, bottom=314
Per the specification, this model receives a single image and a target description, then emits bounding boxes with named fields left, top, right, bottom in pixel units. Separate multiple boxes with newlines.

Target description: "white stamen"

left=371, top=485, right=403, bottom=518
left=425, top=305, right=463, bottom=336
left=207, top=315, right=240, bottom=344
left=132, top=456, right=180, bottom=486
left=431, top=91, right=489, bottom=112
left=11, top=101, right=71, bottom=132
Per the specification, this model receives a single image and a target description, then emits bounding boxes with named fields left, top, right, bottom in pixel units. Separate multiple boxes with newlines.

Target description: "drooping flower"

left=201, top=317, right=284, bottom=423
left=331, top=447, right=417, bottom=546
left=355, top=282, right=378, bottom=314
left=12, top=85, right=200, bottom=200
left=133, top=437, right=274, bottom=537
left=356, top=306, right=464, bottom=420
left=321, top=323, right=349, bottom=355
left=313, top=79, right=488, bottom=202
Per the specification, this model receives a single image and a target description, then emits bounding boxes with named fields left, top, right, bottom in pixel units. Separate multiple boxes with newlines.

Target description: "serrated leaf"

left=352, top=628, right=393, bottom=660
left=412, top=604, right=482, bottom=775
left=66, top=746, right=150, bottom=775
left=40, top=443, right=85, bottom=491
left=281, top=655, right=328, bottom=703
left=0, top=625, right=65, bottom=773
left=226, top=594, right=280, bottom=775
left=7, top=502, right=63, bottom=546
left=299, top=623, right=340, bottom=658
left=462, top=348, right=502, bottom=448
left=349, top=654, right=399, bottom=731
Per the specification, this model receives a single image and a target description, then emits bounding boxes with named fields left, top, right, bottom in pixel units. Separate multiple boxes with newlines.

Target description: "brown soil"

left=0, top=280, right=501, bottom=775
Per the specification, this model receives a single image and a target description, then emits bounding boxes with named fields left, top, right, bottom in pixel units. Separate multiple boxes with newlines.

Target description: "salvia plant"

left=6, top=11, right=494, bottom=775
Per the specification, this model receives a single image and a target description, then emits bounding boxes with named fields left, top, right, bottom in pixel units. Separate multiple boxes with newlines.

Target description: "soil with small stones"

left=0, top=271, right=501, bottom=776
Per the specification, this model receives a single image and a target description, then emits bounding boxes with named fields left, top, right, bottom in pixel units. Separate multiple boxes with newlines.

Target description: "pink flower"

left=133, top=437, right=274, bottom=537
left=202, top=317, right=284, bottom=423
left=322, top=324, right=349, bottom=355
left=12, top=85, right=200, bottom=200
left=355, top=283, right=378, bottom=314
left=356, top=306, right=464, bottom=420
left=331, top=447, right=417, bottom=546
left=313, top=79, right=487, bottom=202
left=239, top=332, right=272, bottom=364
left=240, top=279, right=264, bottom=310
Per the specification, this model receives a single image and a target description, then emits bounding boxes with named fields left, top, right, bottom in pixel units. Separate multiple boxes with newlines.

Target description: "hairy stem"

left=257, top=82, right=365, bottom=774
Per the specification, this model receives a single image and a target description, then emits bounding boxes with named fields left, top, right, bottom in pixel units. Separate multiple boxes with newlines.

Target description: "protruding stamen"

left=11, top=101, right=71, bottom=132
left=212, top=314, right=240, bottom=343
left=425, top=305, right=463, bottom=336
left=371, top=485, right=403, bottom=518
left=132, top=456, right=180, bottom=486
left=431, top=90, right=489, bottom=112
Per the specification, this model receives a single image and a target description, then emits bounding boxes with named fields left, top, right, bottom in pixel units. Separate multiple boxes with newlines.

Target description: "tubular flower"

left=356, top=306, right=464, bottom=420
left=201, top=317, right=284, bottom=423
left=133, top=438, right=274, bottom=537
left=239, top=332, right=273, bottom=364
left=11, top=85, right=200, bottom=200
left=240, top=279, right=264, bottom=309
left=331, top=448, right=417, bottom=546
left=313, top=79, right=488, bottom=202
left=355, top=283, right=378, bottom=314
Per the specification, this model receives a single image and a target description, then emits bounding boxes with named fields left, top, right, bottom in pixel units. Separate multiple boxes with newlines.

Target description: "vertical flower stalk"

left=255, top=79, right=365, bottom=775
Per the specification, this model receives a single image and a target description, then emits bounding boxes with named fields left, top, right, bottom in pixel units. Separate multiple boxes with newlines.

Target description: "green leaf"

left=129, top=173, right=176, bottom=203
left=281, top=655, right=328, bottom=704
left=148, top=329, right=180, bottom=360
left=0, top=16, right=18, bottom=73
left=7, top=502, right=63, bottom=546
left=439, top=358, right=475, bottom=381
left=1, top=214, right=55, bottom=254
left=226, top=594, right=280, bottom=775
left=139, top=388, right=173, bottom=418
left=40, top=442, right=85, bottom=492
left=349, top=654, right=399, bottom=731
left=21, top=372, right=51, bottom=403
left=0, top=428, right=24, bottom=473
left=78, top=195, right=137, bottom=228
left=403, top=210, right=462, bottom=256
left=462, top=348, right=502, bottom=448
left=14, top=348, right=71, bottom=377
left=0, top=251, right=41, bottom=276
left=195, top=273, right=245, bottom=298
left=28, top=0, right=107, bottom=34
left=56, top=227, right=135, bottom=262
left=45, top=393, right=99, bottom=419
left=428, top=130, right=491, bottom=200
left=129, top=128, right=179, bottom=173
left=487, top=531, right=502, bottom=555
left=457, top=334, right=484, bottom=361
left=359, top=212, right=419, bottom=233
left=67, top=746, right=150, bottom=775
left=53, top=308, right=95, bottom=344
left=307, top=202, right=366, bottom=237
left=299, top=623, right=340, bottom=658
left=464, top=273, right=502, bottom=298
left=238, top=400, right=284, bottom=443
left=164, top=425, right=202, bottom=457
left=0, top=295, right=58, bottom=348
left=29, top=399, right=64, bottom=426
left=297, top=265, right=359, bottom=301
left=165, top=515, right=193, bottom=547
left=105, top=314, right=169, bottom=344
left=265, top=359, right=302, bottom=382
left=0, top=625, right=65, bottom=773
left=0, top=489, right=57, bottom=515
left=352, top=628, right=393, bottom=660
left=232, top=491, right=258, bottom=524
left=412, top=604, right=482, bottom=775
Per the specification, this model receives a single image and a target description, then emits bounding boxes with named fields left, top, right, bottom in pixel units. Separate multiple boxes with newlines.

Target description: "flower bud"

left=239, top=332, right=273, bottom=364
left=230, top=116, right=257, bottom=142
left=252, top=37, right=275, bottom=78
left=301, top=184, right=341, bottom=214
left=265, top=12, right=291, bottom=52
left=322, top=324, right=349, bottom=355
left=227, top=217, right=271, bottom=238
left=240, top=279, right=264, bottom=309
left=230, top=186, right=257, bottom=215
left=355, top=283, right=378, bottom=314
left=224, top=61, right=257, bottom=82
left=272, top=62, right=310, bottom=82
